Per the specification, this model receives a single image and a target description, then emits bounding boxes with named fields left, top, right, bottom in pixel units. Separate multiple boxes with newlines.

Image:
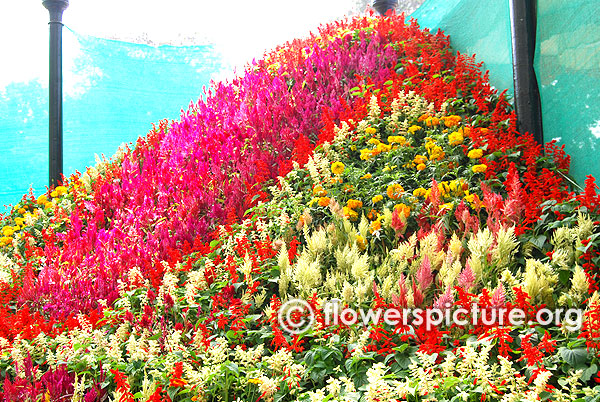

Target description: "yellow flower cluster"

left=387, top=135, right=406, bottom=145
left=425, top=139, right=445, bottom=161
left=467, top=148, right=484, bottom=159
left=441, top=115, right=461, bottom=127
left=472, top=164, right=488, bottom=173
left=331, top=161, right=345, bottom=176
left=448, top=131, right=464, bottom=146
left=408, top=125, right=421, bottom=134
left=365, top=127, right=377, bottom=135
left=372, top=194, right=383, bottom=204
left=419, top=114, right=440, bottom=127
left=386, top=183, right=404, bottom=200
left=343, top=199, right=363, bottom=221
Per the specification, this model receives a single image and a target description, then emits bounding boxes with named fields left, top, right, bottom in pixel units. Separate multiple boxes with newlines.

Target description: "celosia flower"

left=331, top=161, right=345, bottom=175
left=472, top=164, right=488, bottom=173
left=387, top=183, right=404, bottom=200
left=467, top=148, right=484, bottom=159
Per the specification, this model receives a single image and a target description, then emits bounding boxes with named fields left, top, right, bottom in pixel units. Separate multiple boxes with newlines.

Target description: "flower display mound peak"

left=2, top=13, right=600, bottom=402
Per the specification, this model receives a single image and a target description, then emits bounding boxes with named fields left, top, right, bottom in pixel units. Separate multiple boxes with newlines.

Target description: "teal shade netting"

left=534, top=0, right=600, bottom=186
left=1, top=28, right=224, bottom=210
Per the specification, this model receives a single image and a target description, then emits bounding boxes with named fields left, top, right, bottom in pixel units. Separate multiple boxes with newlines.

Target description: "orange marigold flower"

left=346, top=199, right=363, bottom=209
left=387, top=183, right=404, bottom=200
left=318, top=197, right=331, bottom=207
left=442, top=115, right=461, bottom=127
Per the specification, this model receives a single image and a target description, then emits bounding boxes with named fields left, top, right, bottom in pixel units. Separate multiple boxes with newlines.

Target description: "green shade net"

left=535, top=0, right=600, bottom=187
left=410, top=0, right=514, bottom=97
left=0, top=28, right=224, bottom=211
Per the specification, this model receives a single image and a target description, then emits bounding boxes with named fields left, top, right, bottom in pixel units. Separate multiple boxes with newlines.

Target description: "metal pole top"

left=42, top=0, right=69, bottom=23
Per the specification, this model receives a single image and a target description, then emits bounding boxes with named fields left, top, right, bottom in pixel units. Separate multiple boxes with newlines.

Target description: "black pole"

left=509, top=0, right=543, bottom=144
left=43, top=0, right=69, bottom=187
left=373, top=0, right=398, bottom=16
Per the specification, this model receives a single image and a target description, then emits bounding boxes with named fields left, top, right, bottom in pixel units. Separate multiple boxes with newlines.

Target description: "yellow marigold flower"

left=442, top=115, right=461, bottom=127
left=0, top=237, right=12, bottom=246
left=377, top=143, right=391, bottom=153
left=356, top=235, right=367, bottom=251
left=387, top=183, right=404, bottom=200
left=394, top=203, right=411, bottom=218
left=248, top=378, right=263, bottom=385
left=448, top=131, right=464, bottom=146
left=347, top=199, right=363, bottom=209
left=14, top=218, right=24, bottom=226
left=2, top=227, right=14, bottom=237
left=416, top=163, right=426, bottom=171
left=313, top=185, right=327, bottom=197
left=370, top=219, right=382, bottom=234
left=50, top=191, right=59, bottom=198
left=365, top=127, right=377, bottom=135
left=360, top=149, right=372, bottom=160
left=372, top=194, right=383, bottom=204
left=45, top=202, right=54, bottom=210
left=464, top=192, right=482, bottom=207
left=438, top=181, right=451, bottom=196
left=467, top=149, right=484, bottom=159
left=343, top=206, right=359, bottom=221
left=413, top=154, right=428, bottom=165
left=408, top=125, right=421, bottom=134
left=55, top=186, right=68, bottom=196
left=472, top=164, right=488, bottom=173
left=318, top=197, right=331, bottom=207
left=418, top=114, right=431, bottom=122
left=17, top=208, right=26, bottom=215
left=429, top=145, right=445, bottom=161
left=360, top=173, right=372, bottom=179
left=413, top=188, right=428, bottom=198
left=480, top=128, right=489, bottom=134
left=388, top=135, right=406, bottom=145
left=331, top=161, right=345, bottom=176
left=368, top=138, right=381, bottom=145
left=37, top=194, right=48, bottom=205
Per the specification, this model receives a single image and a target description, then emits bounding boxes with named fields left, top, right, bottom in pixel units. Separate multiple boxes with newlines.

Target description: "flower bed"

left=1, top=13, right=600, bottom=402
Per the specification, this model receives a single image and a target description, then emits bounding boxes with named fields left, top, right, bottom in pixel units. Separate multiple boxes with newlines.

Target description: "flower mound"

left=2, top=13, right=600, bottom=402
